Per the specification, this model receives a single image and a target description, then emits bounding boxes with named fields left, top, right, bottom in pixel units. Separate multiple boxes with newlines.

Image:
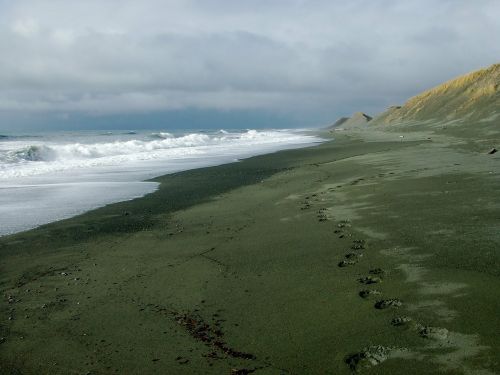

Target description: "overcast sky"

left=0, top=0, right=499, bottom=130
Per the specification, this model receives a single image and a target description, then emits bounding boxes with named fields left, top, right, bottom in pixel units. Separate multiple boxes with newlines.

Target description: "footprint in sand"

left=345, top=252, right=363, bottom=259
left=338, top=252, right=363, bottom=267
left=338, top=259, right=357, bottom=267
left=369, top=268, right=386, bottom=276
left=391, top=316, right=413, bottom=327
left=359, top=289, right=382, bottom=299
left=337, top=219, right=351, bottom=228
left=317, top=208, right=328, bottom=221
left=390, top=316, right=449, bottom=341
left=358, top=275, right=382, bottom=284
left=374, top=299, right=402, bottom=309
left=418, top=326, right=449, bottom=340
left=351, top=239, right=365, bottom=250
left=345, top=345, right=407, bottom=372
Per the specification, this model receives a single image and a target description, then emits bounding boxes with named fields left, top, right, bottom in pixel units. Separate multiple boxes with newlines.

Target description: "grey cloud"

left=0, top=0, right=498, bottom=125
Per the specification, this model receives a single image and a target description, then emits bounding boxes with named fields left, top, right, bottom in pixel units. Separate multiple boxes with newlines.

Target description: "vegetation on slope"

left=372, top=63, right=499, bottom=125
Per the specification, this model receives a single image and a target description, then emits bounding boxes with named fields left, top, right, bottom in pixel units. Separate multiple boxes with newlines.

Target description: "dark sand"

left=1, top=128, right=499, bottom=374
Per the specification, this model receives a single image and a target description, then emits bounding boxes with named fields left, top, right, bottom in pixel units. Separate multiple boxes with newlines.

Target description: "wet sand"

left=1, top=128, right=499, bottom=374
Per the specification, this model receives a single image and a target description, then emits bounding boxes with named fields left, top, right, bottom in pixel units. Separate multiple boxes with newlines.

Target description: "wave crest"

left=150, top=132, right=174, bottom=139
left=15, top=145, right=56, bottom=161
left=0, top=129, right=319, bottom=179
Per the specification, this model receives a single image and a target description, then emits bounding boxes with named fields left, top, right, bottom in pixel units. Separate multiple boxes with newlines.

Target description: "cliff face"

left=372, top=63, right=500, bottom=125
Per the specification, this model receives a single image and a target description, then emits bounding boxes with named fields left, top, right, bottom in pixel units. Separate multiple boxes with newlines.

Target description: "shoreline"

left=1, top=128, right=498, bottom=374
left=0, top=130, right=325, bottom=238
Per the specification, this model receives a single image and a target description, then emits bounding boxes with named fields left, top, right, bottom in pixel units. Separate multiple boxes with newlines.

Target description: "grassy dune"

left=373, top=63, right=499, bottom=124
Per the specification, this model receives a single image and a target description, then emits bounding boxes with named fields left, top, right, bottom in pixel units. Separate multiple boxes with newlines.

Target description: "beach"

left=1, top=125, right=498, bottom=374
left=0, top=129, right=319, bottom=236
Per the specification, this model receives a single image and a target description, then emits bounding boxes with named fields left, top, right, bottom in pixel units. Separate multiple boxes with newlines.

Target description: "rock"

left=359, top=289, right=382, bottom=299
left=358, top=276, right=382, bottom=284
left=419, top=326, right=449, bottom=340
left=488, top=148, right=497, bottom=154
left=375, top=299, right=402, bottom=309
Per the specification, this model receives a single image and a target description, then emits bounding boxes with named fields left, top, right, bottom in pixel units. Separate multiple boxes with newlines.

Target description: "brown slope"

left=372, top=63, right=500, bottom=125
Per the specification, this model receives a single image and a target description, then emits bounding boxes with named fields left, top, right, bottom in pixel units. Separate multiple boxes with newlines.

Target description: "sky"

left=0, top=0, right=499, bottom=131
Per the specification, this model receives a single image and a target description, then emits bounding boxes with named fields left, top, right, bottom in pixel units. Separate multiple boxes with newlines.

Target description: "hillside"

left=372, top=63, right=500, bottom=125
left=329, top=112, right=372, bottom=130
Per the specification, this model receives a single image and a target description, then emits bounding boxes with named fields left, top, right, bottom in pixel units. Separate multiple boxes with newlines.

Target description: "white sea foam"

left=0, top=129, right=317, bottom=179
left=0, top=128, right=322, bottom=235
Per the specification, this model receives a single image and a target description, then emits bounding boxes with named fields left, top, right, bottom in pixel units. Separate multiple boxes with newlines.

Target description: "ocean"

left=0, top=128, right=322, bottom=236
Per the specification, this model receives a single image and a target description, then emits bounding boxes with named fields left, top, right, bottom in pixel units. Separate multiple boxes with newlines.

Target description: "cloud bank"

left=0, top=0, right=499, bottom=128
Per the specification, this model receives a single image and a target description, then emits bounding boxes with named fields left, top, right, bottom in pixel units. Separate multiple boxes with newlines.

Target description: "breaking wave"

left=0, top=129, right=320, bottom=179
left=150, top=132, right=174, bottom=139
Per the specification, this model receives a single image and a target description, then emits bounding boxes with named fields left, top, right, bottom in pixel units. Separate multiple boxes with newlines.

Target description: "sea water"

left=0, top=129, right=322, bottom=236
